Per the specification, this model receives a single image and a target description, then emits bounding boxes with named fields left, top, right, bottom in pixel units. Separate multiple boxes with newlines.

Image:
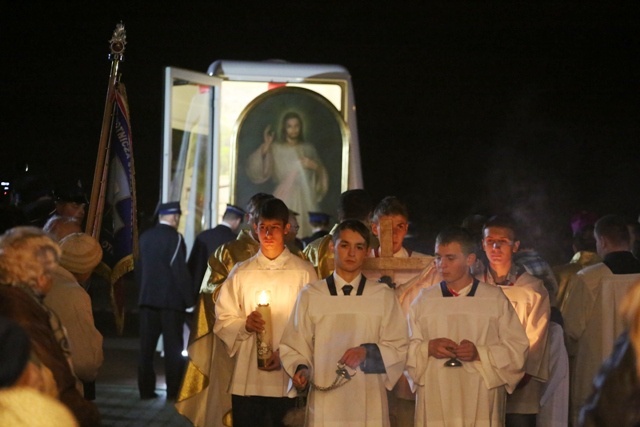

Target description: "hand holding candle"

left=245, top=311, right=266, bottom=333
left=255, top=290, right=273, bottom=368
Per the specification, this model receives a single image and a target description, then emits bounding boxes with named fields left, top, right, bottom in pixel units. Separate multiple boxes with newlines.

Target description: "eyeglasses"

left=484, top=239, right=513, bottom=249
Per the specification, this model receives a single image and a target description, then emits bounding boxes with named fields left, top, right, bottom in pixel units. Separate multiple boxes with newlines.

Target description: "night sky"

left=3, top=4, right=639, bottom=263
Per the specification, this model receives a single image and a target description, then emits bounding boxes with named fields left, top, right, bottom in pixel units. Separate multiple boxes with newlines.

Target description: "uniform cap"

left=224, top=204, right=246, bottom=217
left=308, top=211, right=330, bottom=224
left=157, top=201, right=181, bottom=215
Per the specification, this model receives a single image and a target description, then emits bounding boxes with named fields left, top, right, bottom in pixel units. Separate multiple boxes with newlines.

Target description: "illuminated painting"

left=233, top=87, right=347, bottom=237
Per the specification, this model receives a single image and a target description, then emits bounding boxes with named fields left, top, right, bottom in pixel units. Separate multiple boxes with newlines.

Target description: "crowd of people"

left=0, top=184, right=102, bottom=426
left=170, top=190, right=640, bottom=427
left=2, top=182, right=640, bottom=427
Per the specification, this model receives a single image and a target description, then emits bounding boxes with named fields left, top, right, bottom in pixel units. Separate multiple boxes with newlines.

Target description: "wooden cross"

left=326, top=217, right=434, bottom=285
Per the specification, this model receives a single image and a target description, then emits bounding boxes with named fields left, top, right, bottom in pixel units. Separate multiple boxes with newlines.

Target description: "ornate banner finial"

left=108, top=22, right=126, bottom=61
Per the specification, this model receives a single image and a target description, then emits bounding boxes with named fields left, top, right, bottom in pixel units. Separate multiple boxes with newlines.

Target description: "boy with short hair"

left=406, top=226, right=529, bottom=426
left=214, top=198, right=318, bottom=426
left=478, top=216, right=550, bottom=427
left=281, top=219, right=409, bottom=426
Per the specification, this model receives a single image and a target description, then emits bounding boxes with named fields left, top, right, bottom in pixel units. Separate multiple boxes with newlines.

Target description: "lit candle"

left=255, top=290, right=273, bottom=367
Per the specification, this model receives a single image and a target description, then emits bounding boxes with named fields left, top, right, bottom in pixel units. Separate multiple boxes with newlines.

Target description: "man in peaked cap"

left=154, top=201, right=181, bottom=216
left=136, top=201, right=194, bottom=400
left=187, top=203, right=245, bottom=294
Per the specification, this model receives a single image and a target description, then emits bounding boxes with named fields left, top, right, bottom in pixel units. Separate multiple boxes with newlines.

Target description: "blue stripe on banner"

left=102, top=84, right=137, bottom=283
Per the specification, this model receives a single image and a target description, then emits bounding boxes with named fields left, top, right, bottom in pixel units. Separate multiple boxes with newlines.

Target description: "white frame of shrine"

left=161, top=60, right=363, bottom=255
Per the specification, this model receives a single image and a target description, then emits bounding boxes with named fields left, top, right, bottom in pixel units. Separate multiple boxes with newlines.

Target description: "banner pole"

left=86, top=23, right=127, bottom=238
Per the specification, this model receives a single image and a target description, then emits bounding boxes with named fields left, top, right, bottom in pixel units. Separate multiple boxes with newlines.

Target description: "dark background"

left=2, top=3, right=639, bottom=263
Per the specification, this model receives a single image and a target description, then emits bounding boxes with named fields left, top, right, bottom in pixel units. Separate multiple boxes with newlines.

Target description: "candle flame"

left=257, top=290, right=271, bottom=306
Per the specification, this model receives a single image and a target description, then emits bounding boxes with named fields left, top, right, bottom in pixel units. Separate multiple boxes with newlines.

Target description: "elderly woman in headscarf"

left=0, top=226, right=100, bottom=427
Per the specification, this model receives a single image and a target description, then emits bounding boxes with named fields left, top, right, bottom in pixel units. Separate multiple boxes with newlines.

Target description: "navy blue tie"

left=342, top=284, right=353, bottom=295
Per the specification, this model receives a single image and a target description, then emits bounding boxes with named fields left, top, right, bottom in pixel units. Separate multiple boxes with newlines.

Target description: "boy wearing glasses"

left=478, top=215, right=550, bottom=427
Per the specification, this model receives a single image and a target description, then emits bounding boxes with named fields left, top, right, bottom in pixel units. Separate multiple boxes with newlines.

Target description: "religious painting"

left=232, top=86, right=348, bottom=237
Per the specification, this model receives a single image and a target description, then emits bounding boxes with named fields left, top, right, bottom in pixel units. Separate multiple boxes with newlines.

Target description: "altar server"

left=406, top=226, right=529, bottom=426
left=281, top=219, right=409, bottom=426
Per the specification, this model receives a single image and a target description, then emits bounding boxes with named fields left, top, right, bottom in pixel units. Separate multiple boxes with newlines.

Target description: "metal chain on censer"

left=311, top=363, right=356, bottom=391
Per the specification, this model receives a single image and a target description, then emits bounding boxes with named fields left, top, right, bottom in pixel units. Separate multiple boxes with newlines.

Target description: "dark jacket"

left=187, top=224, right=237, bottom=294
left=136, top=223, right=194, bottom=309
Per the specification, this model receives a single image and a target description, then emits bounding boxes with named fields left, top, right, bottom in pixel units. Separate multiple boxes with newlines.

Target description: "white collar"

left=256, top=247, right=290, bottom=268
left=332, top=272, right=363, bottom=289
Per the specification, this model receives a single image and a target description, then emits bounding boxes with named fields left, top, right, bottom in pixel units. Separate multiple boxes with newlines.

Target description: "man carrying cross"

left=365, top=196, right=440, bottom=425
left=280, top=219, right=409, bottom=426
left=367, top=196, right=439, bottom=310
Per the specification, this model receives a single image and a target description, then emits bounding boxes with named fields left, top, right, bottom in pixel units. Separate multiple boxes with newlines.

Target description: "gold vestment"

left=553, top=250, right=601, bottom=312
left=176, top=229, right=259, bottom=425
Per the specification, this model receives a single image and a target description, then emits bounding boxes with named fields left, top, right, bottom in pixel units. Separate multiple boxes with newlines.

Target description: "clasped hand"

left=428, top=338, right=479, bottom=361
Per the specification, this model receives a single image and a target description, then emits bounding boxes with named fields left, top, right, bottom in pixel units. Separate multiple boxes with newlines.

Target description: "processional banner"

left=98, top=83, right=138, bottom=334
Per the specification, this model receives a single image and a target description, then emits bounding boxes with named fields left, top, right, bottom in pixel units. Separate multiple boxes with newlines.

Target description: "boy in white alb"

left=281, top=219, right=409, bottom=426
left=478, top=216, right=550, bottom=427
left=214, top=198, right=317, bottom=426
left=406, top=226, right=529, bottom=426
